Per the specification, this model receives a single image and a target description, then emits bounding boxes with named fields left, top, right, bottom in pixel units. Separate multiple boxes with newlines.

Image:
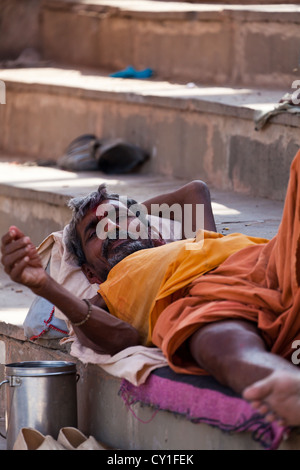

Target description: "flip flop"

left=109, top=65, right=153, bottom=79
left=58, top=135, right=149, bottom=173
left=57, top=134, right=100, bottom=171
left=94, top=138, right=149, bottom=174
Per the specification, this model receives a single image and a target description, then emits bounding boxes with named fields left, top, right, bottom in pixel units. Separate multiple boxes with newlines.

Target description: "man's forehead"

left=95, top=198, right=128, bottom=216
left=102, top=198, right=127, bottom=208
left=77, top=198, right=128, bottom=230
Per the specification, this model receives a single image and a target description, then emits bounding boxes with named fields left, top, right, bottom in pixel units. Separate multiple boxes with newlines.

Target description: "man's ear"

left=81, top=264, right=102, bottom=285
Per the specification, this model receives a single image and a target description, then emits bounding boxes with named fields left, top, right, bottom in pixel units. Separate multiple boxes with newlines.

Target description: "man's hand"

left=1, top=226, right=47, bottom=291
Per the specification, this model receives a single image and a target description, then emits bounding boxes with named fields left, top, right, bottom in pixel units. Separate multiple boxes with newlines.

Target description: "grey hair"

left=65, top=184, right=138, bottom=266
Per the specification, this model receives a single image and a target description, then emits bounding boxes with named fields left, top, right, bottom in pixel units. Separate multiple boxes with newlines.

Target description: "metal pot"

left=0, top=361, right=78, bottom=449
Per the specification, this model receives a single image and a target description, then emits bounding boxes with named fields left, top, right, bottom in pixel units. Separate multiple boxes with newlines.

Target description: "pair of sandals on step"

left=58, top=134, right=149, bottom=174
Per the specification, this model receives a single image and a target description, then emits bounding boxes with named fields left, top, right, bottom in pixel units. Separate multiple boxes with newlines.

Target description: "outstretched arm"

left=141, top=180, right=216, bottom=237
left=1, top=226, right=140, bottom=355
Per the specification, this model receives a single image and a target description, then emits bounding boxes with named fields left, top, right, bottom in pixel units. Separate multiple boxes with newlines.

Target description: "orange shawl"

left=99, top=230, right=267, bottom=345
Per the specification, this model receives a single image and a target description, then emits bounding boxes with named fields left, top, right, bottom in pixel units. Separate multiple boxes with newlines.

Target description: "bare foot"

left=243, top=370, right=300, bottom=427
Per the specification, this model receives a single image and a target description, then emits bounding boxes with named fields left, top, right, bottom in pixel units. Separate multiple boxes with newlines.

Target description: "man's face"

left=76, top=199, right=162, bottom=284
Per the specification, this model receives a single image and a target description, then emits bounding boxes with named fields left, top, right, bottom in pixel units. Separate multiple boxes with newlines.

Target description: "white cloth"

left=69, top=337, right=168, bottom=385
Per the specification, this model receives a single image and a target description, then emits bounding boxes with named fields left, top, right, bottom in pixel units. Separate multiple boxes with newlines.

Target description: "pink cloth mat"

left=119, top=367, right=289, bottom=450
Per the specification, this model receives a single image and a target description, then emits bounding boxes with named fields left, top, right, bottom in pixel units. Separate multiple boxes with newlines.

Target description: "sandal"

left=57, top=134, right=99, bottom=171
left=58, top=135, right=149, bottom=174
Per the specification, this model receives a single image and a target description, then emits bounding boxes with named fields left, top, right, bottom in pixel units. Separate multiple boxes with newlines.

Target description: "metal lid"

left=5, top=361, right=77, bottom=377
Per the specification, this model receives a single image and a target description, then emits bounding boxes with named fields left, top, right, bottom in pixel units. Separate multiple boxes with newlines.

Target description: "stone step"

left=0, top=154, right=284, bottom=248
left=40, top=1, right=300, bottom=88
left=155, top=0, right=299, bottom=3
left=0, top=66, right=299, bottom=201
left=1, top=1, right=300, bottom=88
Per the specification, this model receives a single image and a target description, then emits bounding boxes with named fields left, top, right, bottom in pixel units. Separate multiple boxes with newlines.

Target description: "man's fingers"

left=10, top=257, right=30, bottom=281
left=1, top=233, right=38, bottom=274
left=8, top=226, right=25, bottom=239
left=1, top=227, right=27, bottom=256
left=2, top=245, right=32, bottom=272
left=1, top=224, right=42, bottom=280
left=1, top=226, right=25, bottom=246
left=4, top=237, right=32, bottom=255
left=3, top=237, right=32, bottom=257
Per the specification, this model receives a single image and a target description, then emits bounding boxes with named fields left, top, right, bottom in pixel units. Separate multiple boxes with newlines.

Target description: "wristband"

left=72, top=299, right=92, bottom=327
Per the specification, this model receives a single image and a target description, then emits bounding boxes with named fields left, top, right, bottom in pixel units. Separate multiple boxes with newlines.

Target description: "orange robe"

left=99, top=150, right=300, bottom=375
left=99, top=232, right=267, bottom=346
left=152, top=150, right=300, bottom=374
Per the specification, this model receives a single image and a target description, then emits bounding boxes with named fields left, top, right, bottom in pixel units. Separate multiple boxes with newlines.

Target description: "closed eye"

left=84, top=218, right=99, bottom=243
left=88, top=230, right=97, bottom=240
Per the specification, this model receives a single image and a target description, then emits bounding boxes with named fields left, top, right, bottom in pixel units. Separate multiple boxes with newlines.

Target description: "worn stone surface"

left=0, top=0, right=42, bottom=60
left=0, top=155, right=284, bottom=245
left=0, top=67, right=299, bottom=200
left=1, top=1, right=300, bottom=87
left=41, top=1, right=300, bottom=87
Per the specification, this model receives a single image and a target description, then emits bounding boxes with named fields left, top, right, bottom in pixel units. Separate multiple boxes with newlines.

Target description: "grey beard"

left=99, top=232, right=154, bottom=281
left=96, top=223, right=155, bottom=281
left=107, top=239, right=154, bottom=269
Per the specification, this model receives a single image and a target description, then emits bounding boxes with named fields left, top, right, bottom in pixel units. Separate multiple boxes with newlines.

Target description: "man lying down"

left=1, top=150, right=300, bottom=428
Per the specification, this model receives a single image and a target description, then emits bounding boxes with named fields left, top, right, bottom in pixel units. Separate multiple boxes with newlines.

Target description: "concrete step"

left=0, top=157, right=284, bottom=246
left=1, top=1, right=300, bottom=88
left=155, top=0, right=299, bottom=3
left=0, top=66, right=299, bottom=201
left=39, top=1, right=300, bottom=88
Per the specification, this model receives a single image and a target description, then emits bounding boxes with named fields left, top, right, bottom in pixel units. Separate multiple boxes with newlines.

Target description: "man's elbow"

left=74, top=324, right=141, bottom=356
left=187, top=180, right=211, bottom=199
left=109, top=326, right=141, bottom=355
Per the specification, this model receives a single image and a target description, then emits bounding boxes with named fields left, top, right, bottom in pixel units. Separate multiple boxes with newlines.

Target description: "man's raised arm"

left=1, top=226, right=140, bottom=355
left=141, top=180, right=216, bottom=237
